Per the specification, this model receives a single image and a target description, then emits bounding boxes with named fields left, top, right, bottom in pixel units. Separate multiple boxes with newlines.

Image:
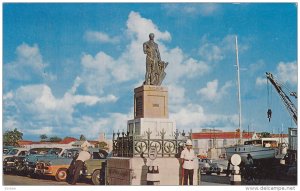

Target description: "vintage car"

left=80, top=148, right=108, bottom=185
left=3, top=148, right=29, bottom=160
left=198, top=158, right=212, bottom=174
left=3, top=146, right=15, bottom=155
left=26, top=147, right=73, bottom=177
left=34, top=148, right=108, bottom=184
left=34, top=148, right=81, bottom=181
left=210, top=159, right=230, bottom=175
left=199, top=158, right=230, bottom=175
left=3, top=147, right=48, bottom=175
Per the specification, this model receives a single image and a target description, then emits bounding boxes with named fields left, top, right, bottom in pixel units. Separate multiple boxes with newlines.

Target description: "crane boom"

left=266, top=72, right=297, bottom=125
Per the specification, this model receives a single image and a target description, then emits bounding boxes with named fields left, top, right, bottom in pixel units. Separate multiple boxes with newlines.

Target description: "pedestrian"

left=70, top=144, right=91, bottom=185
left=180, top=139, right=196, bottom=185
left=245, top=153, right=254, bottom=178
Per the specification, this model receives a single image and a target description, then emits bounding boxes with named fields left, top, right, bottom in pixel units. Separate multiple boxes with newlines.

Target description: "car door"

left=85, top=152, right=104, bottom=175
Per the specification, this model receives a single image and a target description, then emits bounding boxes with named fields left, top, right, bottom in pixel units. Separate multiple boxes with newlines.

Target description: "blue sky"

left=3, top=3, right=297, bottom=141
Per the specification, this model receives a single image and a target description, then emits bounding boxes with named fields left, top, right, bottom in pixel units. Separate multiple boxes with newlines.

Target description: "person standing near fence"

left=70, top=144, right=91, bottom=185
left=180, top=139, right=196, bottom=185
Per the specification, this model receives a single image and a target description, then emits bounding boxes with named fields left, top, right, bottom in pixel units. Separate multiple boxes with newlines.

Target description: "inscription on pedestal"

left=135, top=96, right=143, bottom=117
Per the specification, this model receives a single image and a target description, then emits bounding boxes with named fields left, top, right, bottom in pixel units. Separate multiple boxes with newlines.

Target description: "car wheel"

left=91, top=169, right=101, bottom=185
left=55, top=168, right=67, bottom=182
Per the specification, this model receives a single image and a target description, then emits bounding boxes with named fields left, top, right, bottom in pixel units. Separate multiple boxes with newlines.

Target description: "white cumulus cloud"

left=255, top=76, right=267, bottom=86
left=170, top=104, right=238, bottom=131
left=197, top=79, right=233, bottom=102
left=25, top=127, right=54, bottom=136
left=255, top=61, right=297, bottom=87
left=276, top=61, right=297, bottom=85
left=4, top=43, right=55, bottom=81
left=84, top=31, right=120, bottom=44
left=6, top=84, right=118, bottom=127
left=162, top=4, right=220, bottom=17
left=70, top=112, right=132, bottom=139
left=126, top=11, right=171, bottom=42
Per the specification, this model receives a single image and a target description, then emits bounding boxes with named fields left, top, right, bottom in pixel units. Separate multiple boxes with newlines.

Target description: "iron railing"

left=112, top=129, right=192, bottom=158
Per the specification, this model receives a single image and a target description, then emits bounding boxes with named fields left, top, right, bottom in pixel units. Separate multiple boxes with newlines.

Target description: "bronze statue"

left=143, top=33, right=168, bottom=86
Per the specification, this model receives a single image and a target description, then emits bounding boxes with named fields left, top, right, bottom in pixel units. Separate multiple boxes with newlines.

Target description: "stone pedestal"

left=134, top=85, right=168, bottom=119
left=130, top=85, right=174, bottom=138
left=106, top=157, right=199, bottom=185
left=127, top=118, right=175, bottom=139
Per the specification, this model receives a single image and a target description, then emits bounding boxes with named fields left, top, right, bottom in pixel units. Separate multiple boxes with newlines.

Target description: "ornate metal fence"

left=112, top=129, right=192, bottom=158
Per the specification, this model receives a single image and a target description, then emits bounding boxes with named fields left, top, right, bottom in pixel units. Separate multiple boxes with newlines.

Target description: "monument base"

left=106, top=157, right=199, bottom=185
left=128, top=118, right=175, bottom=138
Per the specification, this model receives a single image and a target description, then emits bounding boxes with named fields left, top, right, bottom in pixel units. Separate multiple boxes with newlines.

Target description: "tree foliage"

left=260, top=132, right=271, bottom=138
left=40, top=134, right=48, bottom=141
left=3, top=128, right=23, bottom=146
left=96, top=141, right=109, bottom=150
left=79, top=134, right=86, bottom=141
left=49, top=136, right=62, bottom=142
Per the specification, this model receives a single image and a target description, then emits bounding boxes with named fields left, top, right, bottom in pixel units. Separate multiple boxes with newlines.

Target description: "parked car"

left=26, top=147, right=74, bottom=177
left=199, top=158, right=212, bottom=174
left=209, top=162, right=223, bottom=175
left=81, top=148, right=108, bottom=185
left=199, top=158, right=231, bottom=175
left=3, top=148, right=29, bottom=160
left=3, top=147, right=49, bottom=175
left=34, top=148, right=108, bottom=185
left=34, top=148, right=81, bottom=181
left=3, top=146, right=15, bottom=155
left=80, top=148, right=108, bottom=185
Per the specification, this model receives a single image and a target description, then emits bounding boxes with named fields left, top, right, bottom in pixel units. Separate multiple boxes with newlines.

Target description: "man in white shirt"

left=180, top=139, right=195, bottom=185
left=70, top=145, right=91, bottom=185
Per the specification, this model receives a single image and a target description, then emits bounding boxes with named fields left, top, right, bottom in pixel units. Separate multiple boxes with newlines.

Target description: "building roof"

left=18, top=138, right=78, bottom=146
left=18, top=140, right=34, bottom=145
left=59, top=137, right=77, bottom=144
left=192, top=131, right=288, bottom=140
left=88, top=140, right=99, bottom=145
left=192, top=132, right=254, bottom=139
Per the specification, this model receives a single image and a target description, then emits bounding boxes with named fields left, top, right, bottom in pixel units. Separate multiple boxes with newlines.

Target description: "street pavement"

left=3, top=174, right=89, bottom=186
left=2, top=173, right=297, bottom=186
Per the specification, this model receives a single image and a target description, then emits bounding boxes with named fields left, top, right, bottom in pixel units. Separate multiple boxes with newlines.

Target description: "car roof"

left=10, top=147, right=28, bottom=151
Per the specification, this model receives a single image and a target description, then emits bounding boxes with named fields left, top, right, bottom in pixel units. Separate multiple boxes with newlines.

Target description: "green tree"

left=3, top=128, right=23, bottom=146
left=260, top=132, right=271, bottom=138
left=79, top=134, right=86, bottom=141
left=96, top=141, right=109, bottom=150
left=49, top=136, right=62, bottom=142
left=40, top=134, right=48, bottom=141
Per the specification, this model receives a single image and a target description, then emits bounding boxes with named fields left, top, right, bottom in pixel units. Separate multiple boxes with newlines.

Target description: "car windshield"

left=7, top=149, right=19, bottom=155
left=62, top=149, right=79, bottom=158
left=29, top=148, right=51, bottom=154
left=3, top=149, right=10, bottom=154
left=49, top=148, right=63, bottom=155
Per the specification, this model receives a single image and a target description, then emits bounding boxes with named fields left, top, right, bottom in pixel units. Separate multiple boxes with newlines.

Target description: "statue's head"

left=149, top=33, right=155, bottom=40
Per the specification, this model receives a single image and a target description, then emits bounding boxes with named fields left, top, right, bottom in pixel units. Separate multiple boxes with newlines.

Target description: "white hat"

left=186, top=139, right=192, bottom=146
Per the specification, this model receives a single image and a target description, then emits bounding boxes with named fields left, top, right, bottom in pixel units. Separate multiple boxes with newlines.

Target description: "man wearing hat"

left=180, top=139, right=196, bottom=185
left=70, top=144, right=91, bottom=185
